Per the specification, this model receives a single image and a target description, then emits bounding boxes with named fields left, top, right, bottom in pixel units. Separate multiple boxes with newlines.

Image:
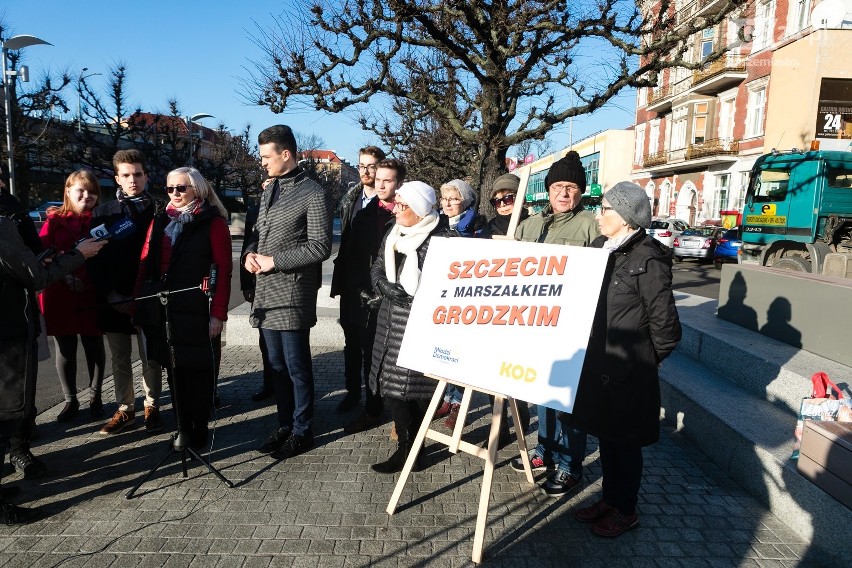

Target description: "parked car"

left=713, top=227, right=742, bottom=269
left=673, top=226, right=724, bottom=262
left=27, top=201, right=62, bottom=231
left=649, top=218, right=689, bottom=248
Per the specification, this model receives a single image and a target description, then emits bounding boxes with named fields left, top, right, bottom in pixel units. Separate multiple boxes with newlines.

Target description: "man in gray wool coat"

left=242, top=125, right=333, bottom=460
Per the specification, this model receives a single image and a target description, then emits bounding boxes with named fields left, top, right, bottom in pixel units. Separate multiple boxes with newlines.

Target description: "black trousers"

left=53, top=334, right=105, bottom=402
left=599, top=437, right=644, bottom=516
left=0, top=339, right=37, bottom=455
left=388, top=397, right=430, bottom=444
left=340, top=293, right=382, bottom=416
left=167, top=363, right=214, bottom=449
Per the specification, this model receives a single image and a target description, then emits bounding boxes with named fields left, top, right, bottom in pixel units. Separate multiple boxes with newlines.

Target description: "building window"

left=753, top=0, right=776, bottom=51
left=637, top=87, right=648, bottom=108
left=719, top=97, right=735, bottom=141
left=701, top=28, right=714, bottom=60
left=649, top=120, right=660, bottom=155
left=581, top=152, right=600, bottom=187
left=746, top=86, right=767, bottom=137
left=792, top=0, right=811, bottom=34
left=671, top=106, right=688, bottom=150
left=634, top=125, right=645, bottom=165
left=693, top=102, right=709, bottom=144
left=736, top=171, right=751, bottom=211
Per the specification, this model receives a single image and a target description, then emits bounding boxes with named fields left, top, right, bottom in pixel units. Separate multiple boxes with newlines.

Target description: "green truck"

left=740, top=150, right=852, bottom=277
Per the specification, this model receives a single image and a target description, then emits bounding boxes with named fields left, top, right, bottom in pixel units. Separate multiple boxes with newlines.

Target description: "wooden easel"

left=385, top=376, right=536, bottom=564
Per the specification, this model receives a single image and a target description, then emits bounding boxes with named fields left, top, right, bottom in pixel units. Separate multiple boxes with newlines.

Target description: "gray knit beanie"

left=491, top=173, right=521, bottom=199
left=440, top=179, right=477, bottom=211
left=605, top=182, right=652, bottom=229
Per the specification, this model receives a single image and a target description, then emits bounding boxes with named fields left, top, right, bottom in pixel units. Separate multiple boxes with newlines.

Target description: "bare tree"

left=245, top=0, right=746, bottom=194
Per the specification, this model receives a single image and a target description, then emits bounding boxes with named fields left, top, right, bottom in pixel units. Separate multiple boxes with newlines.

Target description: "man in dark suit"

left=331, top=145, right=386, bottom=414
left=243, top=125, right=332, bottom=460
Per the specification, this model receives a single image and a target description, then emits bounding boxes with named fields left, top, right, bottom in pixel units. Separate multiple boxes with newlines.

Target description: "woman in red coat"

left=39, top=170, right=106, bottom=421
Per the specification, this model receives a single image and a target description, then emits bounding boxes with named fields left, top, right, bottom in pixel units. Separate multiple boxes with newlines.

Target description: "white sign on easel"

left=397, top=237, right=610, bottom=412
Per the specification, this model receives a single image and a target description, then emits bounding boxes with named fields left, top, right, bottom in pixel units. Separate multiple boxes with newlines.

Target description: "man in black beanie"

left=514, top=149, right=598, bottom=498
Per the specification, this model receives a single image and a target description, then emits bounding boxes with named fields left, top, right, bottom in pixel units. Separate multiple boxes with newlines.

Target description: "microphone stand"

left=126, top=283, right=233, bottom=498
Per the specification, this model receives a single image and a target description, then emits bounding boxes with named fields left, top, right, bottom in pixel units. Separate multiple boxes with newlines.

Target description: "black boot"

left=56, top=399, right=79, bottom=422
left=372, top=442, right=419, bottom=474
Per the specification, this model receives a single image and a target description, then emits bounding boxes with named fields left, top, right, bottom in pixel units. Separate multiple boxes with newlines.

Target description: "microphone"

left=93, top=217, right=136, bottom=241
left=203, top=263, right=218, bottom=298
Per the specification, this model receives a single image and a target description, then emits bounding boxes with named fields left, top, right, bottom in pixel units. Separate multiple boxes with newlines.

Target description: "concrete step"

left=674, top=292, right=851, bottom=416
left=663, top=292, right=852, bottom=564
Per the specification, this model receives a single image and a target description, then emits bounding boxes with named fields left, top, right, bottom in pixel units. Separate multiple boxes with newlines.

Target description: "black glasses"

left=490, top=194, right=516, bottom=207
left=166, top=185, right=192, bottom=194
left=600, top=206, right=614, bottom=214
left=358, top=164, right=378, bottom=172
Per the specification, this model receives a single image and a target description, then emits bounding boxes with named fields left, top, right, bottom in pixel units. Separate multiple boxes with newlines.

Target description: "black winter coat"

left=89, top=197, right=158, bottom=334
left=137, top=206, right=220, bottom=370
left=570, top=230, right=681, bottom=447
left=368, top=222, right=449, bottom=401
left=331, top=186, right=394, bottom=328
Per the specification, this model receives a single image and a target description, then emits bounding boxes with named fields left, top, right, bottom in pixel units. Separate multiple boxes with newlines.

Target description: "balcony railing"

left=648, top=76, right=693, bottom=106
left=686, top=138, right=740, bottom=159
left=676, top=0, right=727, bottom=26
left=692, top=54, right=747, bottom=85
left=644, top=151, right=669, bottom=167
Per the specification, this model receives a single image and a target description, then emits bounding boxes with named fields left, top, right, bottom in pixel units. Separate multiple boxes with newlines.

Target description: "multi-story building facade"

left=632, top=0, right=852, bottom=227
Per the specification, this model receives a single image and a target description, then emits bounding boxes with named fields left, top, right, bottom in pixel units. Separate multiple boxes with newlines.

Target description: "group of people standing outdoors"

left=1, top=123, right=682, bottom=539
left=0, top=147, right=232, bottom=523
left=245, top=139, right=681, bottom=539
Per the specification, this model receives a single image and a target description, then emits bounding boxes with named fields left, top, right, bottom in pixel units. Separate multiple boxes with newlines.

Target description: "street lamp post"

left=2, top=34, right=52, bottom=198
left=186, top=113, right=213, bottom=167
left=77, top=67, right=102, bottom=133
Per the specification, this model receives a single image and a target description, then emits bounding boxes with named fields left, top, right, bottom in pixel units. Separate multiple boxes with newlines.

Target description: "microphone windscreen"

left=109, top=218, right=136, bottom=240
left=90, top=224, right=109, bottom=240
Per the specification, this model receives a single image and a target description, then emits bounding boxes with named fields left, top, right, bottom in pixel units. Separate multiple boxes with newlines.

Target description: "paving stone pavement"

left=0, top=343, right=830, bottom=567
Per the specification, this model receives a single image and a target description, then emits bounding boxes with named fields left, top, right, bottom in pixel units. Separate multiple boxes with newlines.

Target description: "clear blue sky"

left=3, top=0, right=635, bottom=165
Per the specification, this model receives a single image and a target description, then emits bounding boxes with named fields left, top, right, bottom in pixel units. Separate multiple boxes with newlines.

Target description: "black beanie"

left=545, top=150, right=586, bottom=193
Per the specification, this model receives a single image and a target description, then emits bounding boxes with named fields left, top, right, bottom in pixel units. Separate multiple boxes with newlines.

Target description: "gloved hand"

left=375, top=278, right=412, bottom=307
left=360, top=289, right=383, bottom=311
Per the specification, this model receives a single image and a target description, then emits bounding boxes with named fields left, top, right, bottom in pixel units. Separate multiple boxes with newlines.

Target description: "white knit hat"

left=397, top=181, right=437, bottom=218
left=440, top=179, right=477, bottom=211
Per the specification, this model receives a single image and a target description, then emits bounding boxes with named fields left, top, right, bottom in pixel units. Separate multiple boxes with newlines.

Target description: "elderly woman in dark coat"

left=570, top=182, right=681, bottom=538
left=369, top=181, right=446, bottom=474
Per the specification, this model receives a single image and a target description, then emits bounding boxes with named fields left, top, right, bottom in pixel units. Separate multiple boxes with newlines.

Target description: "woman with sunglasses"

left=570, top=182, right=681, bottom=537
left=483, top=173, right=531, bottom=443
left=369, top=181, right=448, bottom=474
left=39, top=170, right=106, bottom=422
left=486, top=173, right=529, bottom=237
left=134, top=167, right=232, bottom=450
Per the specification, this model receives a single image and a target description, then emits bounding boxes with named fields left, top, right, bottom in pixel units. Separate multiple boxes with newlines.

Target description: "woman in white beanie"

left=570, top=181, right=681, bottom=537
left=369, top=181, right=449, bottom=473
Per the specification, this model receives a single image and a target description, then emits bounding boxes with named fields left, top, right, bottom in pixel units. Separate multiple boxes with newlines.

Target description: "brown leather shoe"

left=592, top=510, right=639, bottom=537
left=144, top=406, right=164, bottom=432
left=575, top=499, right=616, bottom=523
left=99, top=410, right=135, bottom=435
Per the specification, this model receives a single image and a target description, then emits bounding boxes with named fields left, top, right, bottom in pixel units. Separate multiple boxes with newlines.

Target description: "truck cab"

left=740, top=150, right=852, bottom=275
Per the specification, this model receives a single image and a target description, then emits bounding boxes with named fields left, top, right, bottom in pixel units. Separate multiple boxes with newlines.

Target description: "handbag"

left=792, top=372, right=851, bottom=459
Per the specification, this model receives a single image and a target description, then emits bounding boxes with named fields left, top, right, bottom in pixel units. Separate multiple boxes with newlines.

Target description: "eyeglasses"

left=599, top=206, right=614, bottom=214
left=166, top=185, right=192, bottom=194
left=393, top=202, right=409, bottom=212
left=358, top=164, right=378, bottom=172
left=439, top=197, right=462, bottom=205
left=490, top=194, right=516, bottom=207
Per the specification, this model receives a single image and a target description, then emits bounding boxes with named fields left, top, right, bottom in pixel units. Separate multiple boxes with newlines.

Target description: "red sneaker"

left=433, top=401, right=452, bottom=419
